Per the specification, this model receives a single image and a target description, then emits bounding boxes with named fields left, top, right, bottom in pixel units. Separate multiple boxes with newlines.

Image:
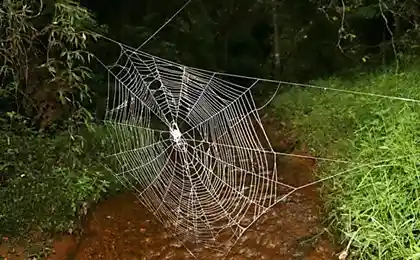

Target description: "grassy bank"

left=272, top=65, right=420, bottom=259
left=0, top=123, right=123, bottom=239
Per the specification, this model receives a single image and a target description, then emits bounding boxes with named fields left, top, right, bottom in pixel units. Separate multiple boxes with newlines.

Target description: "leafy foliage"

left=0, top=123, right=122, bottom=236
left=0, top=0, right=118, bottom=243
left=0, top=0, right=98, bottom=129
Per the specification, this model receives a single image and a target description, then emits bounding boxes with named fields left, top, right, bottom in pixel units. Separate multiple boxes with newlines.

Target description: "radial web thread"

left=103, top=45, right=325, bottom=254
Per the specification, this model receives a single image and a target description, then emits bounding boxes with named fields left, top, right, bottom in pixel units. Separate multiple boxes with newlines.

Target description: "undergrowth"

left=273, top=64, right=420, bottom=259
left=0, top=120, right=123, bottom=238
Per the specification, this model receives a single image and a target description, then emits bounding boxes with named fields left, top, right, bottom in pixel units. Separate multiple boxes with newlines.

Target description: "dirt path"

left=64, top=150, right=337, bottom=260
left=1, top=159, right=338, bottom=260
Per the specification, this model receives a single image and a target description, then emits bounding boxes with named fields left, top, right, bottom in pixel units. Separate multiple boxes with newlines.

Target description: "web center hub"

left=170, top=122, right=186, bottom=151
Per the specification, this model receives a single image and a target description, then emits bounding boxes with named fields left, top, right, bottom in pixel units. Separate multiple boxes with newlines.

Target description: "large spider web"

left=101, top=41, right=420, bottom=257
left=102, top=44, right=343, bottom=255
left=98, top=0, right=420, bottom=256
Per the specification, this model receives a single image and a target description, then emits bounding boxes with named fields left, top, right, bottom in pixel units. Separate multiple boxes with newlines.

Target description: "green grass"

left=272, top=65, right=420, bottom=259
left=0, top=123, right=124, bottom=238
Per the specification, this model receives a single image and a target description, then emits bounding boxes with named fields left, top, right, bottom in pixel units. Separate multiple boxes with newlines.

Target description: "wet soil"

left=69, top=153, right=338, bottom=260
left=68, top=142, right=338, bottom=260
left=0, top=234, right=77, bottom=260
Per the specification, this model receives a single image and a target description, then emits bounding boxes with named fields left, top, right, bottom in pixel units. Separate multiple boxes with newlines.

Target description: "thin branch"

left=378, top=0, right=399, bottom=72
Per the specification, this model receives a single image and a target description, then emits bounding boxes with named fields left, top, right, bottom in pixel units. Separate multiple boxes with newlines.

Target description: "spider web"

left=103, top=44, right=308, bottom=254
left=101, top=42, right=420, bottom=257
left=95, top=0, right=420, bottom=256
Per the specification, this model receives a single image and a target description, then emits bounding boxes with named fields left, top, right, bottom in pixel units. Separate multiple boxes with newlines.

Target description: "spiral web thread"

left=103, top=45, right=340, bottom=255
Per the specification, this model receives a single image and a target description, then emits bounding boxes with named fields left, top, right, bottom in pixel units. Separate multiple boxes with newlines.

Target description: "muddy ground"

left=69, top=150, right=338, bottom=260
left=0, top=118, right=340, bottom=260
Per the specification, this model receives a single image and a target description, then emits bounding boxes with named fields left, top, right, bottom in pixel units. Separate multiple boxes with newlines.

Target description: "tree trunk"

left=272, top=0, right=281, bottom=77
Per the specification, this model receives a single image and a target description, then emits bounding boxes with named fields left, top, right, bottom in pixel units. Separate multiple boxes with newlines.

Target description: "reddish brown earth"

left=1, top=118, right=340, bottom=260
left=67, top=152, right=338, bottom=260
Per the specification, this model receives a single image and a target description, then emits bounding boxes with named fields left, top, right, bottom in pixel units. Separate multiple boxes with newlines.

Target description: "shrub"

left=0, top=0, right=98, bottom=129
left=0, top=123, right=123, bottom=237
